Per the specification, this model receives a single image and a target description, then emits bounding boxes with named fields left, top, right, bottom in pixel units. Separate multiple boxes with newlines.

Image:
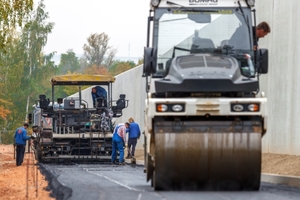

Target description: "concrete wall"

left=257, top=0, right=300, bottom=155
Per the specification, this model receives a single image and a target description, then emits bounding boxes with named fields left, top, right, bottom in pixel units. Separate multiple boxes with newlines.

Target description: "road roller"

left=143, top=0, right=269, bottom=190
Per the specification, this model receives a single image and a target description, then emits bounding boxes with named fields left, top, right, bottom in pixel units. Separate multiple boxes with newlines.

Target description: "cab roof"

left=51, top=74, right=115, bottom=85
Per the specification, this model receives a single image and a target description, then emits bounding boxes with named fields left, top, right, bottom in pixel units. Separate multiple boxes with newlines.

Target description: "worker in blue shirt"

left=126, top=117, right=141, bottom=159
left=14, top=123, right=32, bottom=166
left=91, top=86, right=107, bottom=108
left=111, top=122, right=130, bottom=165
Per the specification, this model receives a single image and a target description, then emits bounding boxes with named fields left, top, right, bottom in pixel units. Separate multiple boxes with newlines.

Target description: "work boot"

left=119, top=161, right=126, bottom=165
left=125, top=155, right=132, bottom=159
left=131, top=157, right=136, bottom=164
left=111, top=161, right=118, bottom=165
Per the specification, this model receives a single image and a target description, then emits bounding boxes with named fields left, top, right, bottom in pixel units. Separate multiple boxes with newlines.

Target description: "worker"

left=126, top=117, right=141, bottom=159
left=91, top=86, right=107, bottom=108
left=253, top=21, right=271, bottom=51
left=111, top=122, right=130, bottom=165
left=14, top=123, right=33, bottom=166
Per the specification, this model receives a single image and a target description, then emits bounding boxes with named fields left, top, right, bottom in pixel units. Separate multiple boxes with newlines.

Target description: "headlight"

left=156, top=103, right=185, bottom=112
left=231, top=103, right=260, bottom=112
left=172, top=104, right=183, bottom=112
left=157, top=104, right=168, bottom=112
left=151, top=0, right=161, bottom=7
left=246, top=0, right=255, bottom=7
left=248, top=104, right=259, bottom=112
left=232, top=104, right=244, bottom=112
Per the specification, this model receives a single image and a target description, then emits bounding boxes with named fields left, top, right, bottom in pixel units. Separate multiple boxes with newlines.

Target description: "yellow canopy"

left=51, top=74, right=115, bottom=85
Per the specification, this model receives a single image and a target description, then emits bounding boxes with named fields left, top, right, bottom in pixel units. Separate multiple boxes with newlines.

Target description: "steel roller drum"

left=153, top=132, right=261, bottom=190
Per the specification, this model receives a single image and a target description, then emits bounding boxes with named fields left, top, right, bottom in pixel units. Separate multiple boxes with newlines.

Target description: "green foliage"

left=18, top=0, right=55, bottom=126
left=0, top=0, right=55, bottom=142
left=0, top=0, right=34, bottom=49
left=0, top=129, right=15, bottom=144
left=84, top=65, right=109, bottom=76
left=137, top=58, right=144, bottom=66
left=57, top=49, right=81, bottom=75
left=109, top=60, right=136, bottom=76
left=0, top=32, right=20, bottom=123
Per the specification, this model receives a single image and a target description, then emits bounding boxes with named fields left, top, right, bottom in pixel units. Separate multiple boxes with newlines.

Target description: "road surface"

left=41, top=163, right=300, bottom=200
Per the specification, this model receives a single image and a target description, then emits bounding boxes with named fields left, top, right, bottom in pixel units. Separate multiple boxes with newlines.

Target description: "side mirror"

left=143, top=47, right=157, bottom=76
left=257, top=49, right=268, bottom=74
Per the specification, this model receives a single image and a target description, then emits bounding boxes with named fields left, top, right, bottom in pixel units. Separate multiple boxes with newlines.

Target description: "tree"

left=57, top=49, right=80, bottom=75
left=0, top=0, right=56, bottom=143
left=108, top=60, right=135, bottom=76
left=84, top=65, right=109, bottom=75
left=0, top=0, right=34, bottom=49
left=0, top=99, right=12, bottom=119
left=82, top=32, right=117, bottom=69
left=0, top=29, right=23, bottom=127
left=0, top=0, right=33, bottom=124
left=20, top=0, right=54, bottom=122
left=0, top=0, right=55, bottom=130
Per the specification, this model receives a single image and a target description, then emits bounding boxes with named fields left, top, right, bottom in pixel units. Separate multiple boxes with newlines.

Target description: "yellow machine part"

left=51, top=74, right=115, bottom=85
left=152, top=132, right=261, bottom=190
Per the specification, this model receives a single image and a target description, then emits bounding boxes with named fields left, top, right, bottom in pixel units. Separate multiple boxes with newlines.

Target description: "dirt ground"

left=1, top=145, right=300, bottom=200
left=261, top=153, right=300, bottom=176
left=0, top=144, right=54, bottom=200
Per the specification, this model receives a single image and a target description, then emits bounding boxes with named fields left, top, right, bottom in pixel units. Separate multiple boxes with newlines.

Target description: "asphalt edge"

left=261, top=173, right=300, bottom=189
left=38, top=163, right=72, bottom=200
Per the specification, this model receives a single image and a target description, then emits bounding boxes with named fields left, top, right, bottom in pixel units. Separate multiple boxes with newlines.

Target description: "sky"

left=42, top=0, right=150, bottom=59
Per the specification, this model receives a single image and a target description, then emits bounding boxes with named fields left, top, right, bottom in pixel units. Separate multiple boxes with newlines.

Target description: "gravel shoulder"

left=0, top=144, right=54, bottom=200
